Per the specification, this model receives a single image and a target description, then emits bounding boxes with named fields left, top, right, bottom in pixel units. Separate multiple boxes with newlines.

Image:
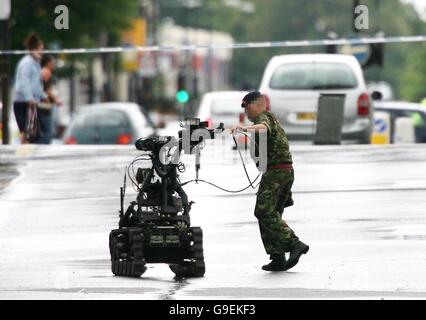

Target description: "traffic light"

left=176, top=90, right=189, bottom=104
left=176, top=71, right=189, bottom=104
left=177, top=72, right=186, bottom=91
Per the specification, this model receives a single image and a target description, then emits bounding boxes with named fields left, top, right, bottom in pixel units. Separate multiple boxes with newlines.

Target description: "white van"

left=259, top=54, right=373, bottom=144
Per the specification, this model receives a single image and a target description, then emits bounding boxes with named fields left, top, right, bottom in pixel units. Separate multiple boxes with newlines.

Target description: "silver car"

left=197, top=91, right=249, bottom=129
left=259, top=54, right=373, bottom=144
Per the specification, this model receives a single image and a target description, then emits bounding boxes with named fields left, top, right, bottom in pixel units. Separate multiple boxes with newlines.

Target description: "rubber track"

left=110, top=228, right=147, bottom=277
left=170, top=227, right=205, bottom=277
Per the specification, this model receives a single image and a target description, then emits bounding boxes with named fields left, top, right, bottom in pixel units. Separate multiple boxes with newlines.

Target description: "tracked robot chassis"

left=109, top=118, right=223, bottom=278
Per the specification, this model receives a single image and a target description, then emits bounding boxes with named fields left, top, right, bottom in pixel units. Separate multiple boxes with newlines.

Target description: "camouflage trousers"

left=254, top=168, right=299, bottom=255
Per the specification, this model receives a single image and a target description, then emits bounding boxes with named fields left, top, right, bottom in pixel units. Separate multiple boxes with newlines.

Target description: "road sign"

left=338, top=43, right=372, bottom=66
left=374, top=118, right=387, bottom=133
left=121, top=18, right=146, bottom=72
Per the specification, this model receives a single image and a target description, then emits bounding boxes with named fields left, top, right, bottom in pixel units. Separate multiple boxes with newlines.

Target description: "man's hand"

left=230, top=123, right=268, bottom=134
left=230, top=124, right=246, bottom=134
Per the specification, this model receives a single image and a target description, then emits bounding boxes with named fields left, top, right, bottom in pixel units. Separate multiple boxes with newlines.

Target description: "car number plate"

left=297, top=112, right=316, bottom=120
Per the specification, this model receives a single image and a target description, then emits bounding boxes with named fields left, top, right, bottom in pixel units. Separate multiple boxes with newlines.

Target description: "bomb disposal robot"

left=109, top=118, right=223, bottom=278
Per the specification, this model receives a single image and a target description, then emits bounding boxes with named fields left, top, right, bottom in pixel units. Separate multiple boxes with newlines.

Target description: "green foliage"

left=11, top=0, right=139, bottom=50
left=161, top=0, right=426, bottom=99
left=401, top=44, right=426, bottom=102
left=8, top=0, right=426, bottom=101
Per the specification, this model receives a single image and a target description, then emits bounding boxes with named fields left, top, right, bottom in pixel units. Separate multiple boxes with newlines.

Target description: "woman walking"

left=13, top=33, right=47, bottom=144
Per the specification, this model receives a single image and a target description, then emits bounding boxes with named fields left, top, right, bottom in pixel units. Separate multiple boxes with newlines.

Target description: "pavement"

left=0, top=162, right=19, bottom=194
left=1, top=141, right=426, bottom=299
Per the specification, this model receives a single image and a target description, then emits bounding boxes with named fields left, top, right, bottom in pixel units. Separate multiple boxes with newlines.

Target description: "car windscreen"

left=269, top=62, right=358, bottom=90
left=211, top=98, right=242, bottom=115
left=72, top=109, right=130, bottom=130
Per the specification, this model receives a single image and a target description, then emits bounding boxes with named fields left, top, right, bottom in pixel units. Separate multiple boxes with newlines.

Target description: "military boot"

left=284, top=240, right=309, bottom=271
left=261, top=254, right=286, bottom=271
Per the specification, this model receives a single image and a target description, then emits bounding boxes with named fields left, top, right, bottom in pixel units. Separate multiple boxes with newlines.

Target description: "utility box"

left=314, top=93, right=346, bottom=145
left=394, top=117, right=415, bottom=144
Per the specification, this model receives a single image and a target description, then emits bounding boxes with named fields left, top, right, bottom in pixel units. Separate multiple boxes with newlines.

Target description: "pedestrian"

left=13, top=33, right=47, bottom=144
left=231, top=91, right=309, bottom=272
left=40, top=54, right=62, bottom=143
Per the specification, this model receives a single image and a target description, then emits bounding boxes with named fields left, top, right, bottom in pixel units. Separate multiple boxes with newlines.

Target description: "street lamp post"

left=1, top=0, right=11, bottom=145
left=353, top=0, right=361, bottom=33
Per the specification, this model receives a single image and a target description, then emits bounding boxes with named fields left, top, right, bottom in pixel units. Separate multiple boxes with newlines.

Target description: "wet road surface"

left=1, top=142, right=426, bottom=299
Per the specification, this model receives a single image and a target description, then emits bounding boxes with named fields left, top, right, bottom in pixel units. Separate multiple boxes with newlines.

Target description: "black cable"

left=180, top=131, right=262, bottom=192
left=127, top=155, right=152, bottom=191
left=180, top=178, right=260, bottom=193
left=234, top=129, right=263, bottom=189
left=126, top=130, right=262, bottom=194
left=127, top=164, right=139, bottom=191
left=232, top=133, right=260, bottom=189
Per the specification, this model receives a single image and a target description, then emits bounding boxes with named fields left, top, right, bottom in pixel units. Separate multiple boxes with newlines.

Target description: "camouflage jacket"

left=253, top=111, right=293, bottom=166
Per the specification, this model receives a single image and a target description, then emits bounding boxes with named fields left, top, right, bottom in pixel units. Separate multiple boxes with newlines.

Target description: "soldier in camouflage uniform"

left=231, top=91, right=309, bottom=271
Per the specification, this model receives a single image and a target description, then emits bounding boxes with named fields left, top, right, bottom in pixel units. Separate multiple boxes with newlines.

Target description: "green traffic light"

left=176, top=90, right=189, bottom=103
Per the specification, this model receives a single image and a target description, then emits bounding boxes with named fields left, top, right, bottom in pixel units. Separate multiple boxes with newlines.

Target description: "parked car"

left=374, top=101, right=426, bottom=143
left=259, top=54, right=373, bottom=144
left=63, top=102, right=155, bottom=144
left=196, top=91, right=251, bottom=148
left=197, top=91, right=249, bottom=129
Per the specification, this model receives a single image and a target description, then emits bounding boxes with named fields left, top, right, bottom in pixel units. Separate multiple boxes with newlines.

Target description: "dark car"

left=63, top=102, right=155, bottom=145
left=374, top=101, right=426, bottom=143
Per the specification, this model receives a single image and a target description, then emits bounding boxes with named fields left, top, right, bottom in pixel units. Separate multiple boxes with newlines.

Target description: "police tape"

left=0, top=35, right=425, bottom=55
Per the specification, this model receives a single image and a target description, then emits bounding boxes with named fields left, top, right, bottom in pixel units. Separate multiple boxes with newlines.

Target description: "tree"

left=160, top=0, right=426, bottom=98
left=10, top=0, right=139, bottom=50
left=401, top=45, right=426, bottom=102
left=8, top=0, right=140, bottom=103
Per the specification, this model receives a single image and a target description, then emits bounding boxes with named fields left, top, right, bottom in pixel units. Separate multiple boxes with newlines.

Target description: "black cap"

left=241, top=91, right=262, bottom=108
